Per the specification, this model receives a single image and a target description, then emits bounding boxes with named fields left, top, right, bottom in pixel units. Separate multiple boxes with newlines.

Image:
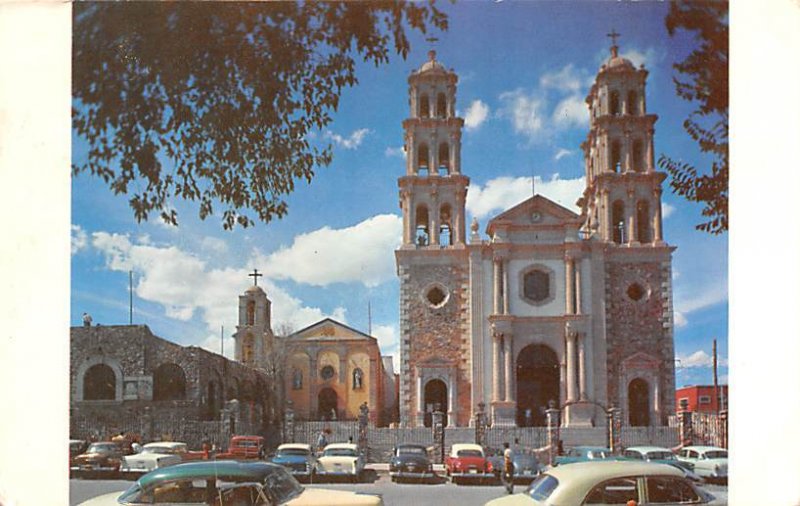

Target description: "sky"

left=70, top=1, right=728, bottom=389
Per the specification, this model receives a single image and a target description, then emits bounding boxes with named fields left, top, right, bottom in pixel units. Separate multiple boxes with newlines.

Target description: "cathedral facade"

left=396, top=44, right=676, bottom=428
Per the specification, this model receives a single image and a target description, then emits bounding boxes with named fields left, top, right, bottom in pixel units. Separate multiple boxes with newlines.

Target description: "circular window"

left=423, top=283, right=450, bottom=308
left=524, top=270, right=550, bottom=302
left=320, top=365, right=335, bottom=381
left=627, top=283, right=646, bottom=301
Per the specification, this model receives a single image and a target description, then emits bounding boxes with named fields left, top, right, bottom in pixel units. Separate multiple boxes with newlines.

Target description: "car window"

left=589, top=450, right=610, bottom=459
left=278, top=448, right=310, bottom=456
left=688, top=450, right=699, bottom=459
left=623, top=451, right=642, bottom=459
left=261, top=467, right=303, bottom=503
left=143, top=446, right=177, bottom=455
left=398, top=447, right=426, bottom=456
left=646, top=476, right=701, bottom=504
left=526, top=474, right=559, bottom=501
left=583, top=477, right=638, bottom=505
left=704, top=450, right=727, bottom=459
left=456, top=449, right=483, bottom=458
left=147, top=479, right=209, bottom=504
left=647, top=451, right=674, bottom=460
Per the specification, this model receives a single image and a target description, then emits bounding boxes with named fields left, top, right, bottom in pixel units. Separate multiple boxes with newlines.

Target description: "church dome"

left=245, top=284, right=265, bottom=295
left=417, top=50, right=447, bottom=74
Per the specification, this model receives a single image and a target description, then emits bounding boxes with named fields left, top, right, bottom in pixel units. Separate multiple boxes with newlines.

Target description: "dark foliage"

left=73, top=2, right=447, bottom=229
left=658, top=1, right=728, bottom=234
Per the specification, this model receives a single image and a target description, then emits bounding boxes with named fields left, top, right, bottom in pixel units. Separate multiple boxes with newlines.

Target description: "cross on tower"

left=606, top=29, right=621, bottom=47
left=248, top=268, right=263, bottom=286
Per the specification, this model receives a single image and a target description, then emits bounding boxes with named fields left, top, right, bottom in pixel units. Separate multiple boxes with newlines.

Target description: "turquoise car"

left=622, top=446, right=702, bottom=482
left=554, top=446, right=622, bottom=466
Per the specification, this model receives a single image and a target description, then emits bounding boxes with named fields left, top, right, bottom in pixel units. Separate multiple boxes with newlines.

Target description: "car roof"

left=324, top=443, right=358, bottom=450
left=278, top=443, right=312, bottom=451
left=684, top=445, right=726, bottom=452
left=452, top=443, right=483, bottom=452
left=144, top=441, right=185, bottom=448
left=396, top=443, right=427, bottom=449
left=137, top=461, right=280, bottom=488
left=625, top=446, right=672, bottom=453
left=231, top=435, right=263, bottom=441
left=546, top=461, right=684, bottom=503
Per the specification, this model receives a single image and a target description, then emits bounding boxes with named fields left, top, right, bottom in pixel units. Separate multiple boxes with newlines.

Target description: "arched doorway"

left=628, top=378, right=650, bottom=426
left=318, top=387, right=338, bottom=420
left=423, top=379, right=448, bottom=427
left=515, top=344, right=560, bottom=427
left=83, top=363, right=116, bottom=400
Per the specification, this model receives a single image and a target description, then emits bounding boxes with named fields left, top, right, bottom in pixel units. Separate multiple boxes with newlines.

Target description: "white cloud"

left=71, top=224, right=88, bottom=254
left=463, top=100, right=490, bottom=131
left=674, top=281, right=727, bottom=315
left=552, top=95, right=589, bottom=129
left=258, top=214, right=402, bottom=288
left=539, top=64, right=586, bottom=93
left=498, top=89, right=545, bottom=138
left=677, top=350, right=728, bottom=369
left=674, top=311, right=688, bottom=328
left=466, top=174, right=585, bottom=220
left=620, top=47, right=657, bottom=69
left=325, top=128, right=370, bottom=149
left=384, top=146, right=405, bottom=158
left=554, top=148, right=574, bottom=161
left=662, top=202, right=675, bottom=219
left=200, top=236, right=229, bottom=256
left=372, top=324, right=398, bottom=353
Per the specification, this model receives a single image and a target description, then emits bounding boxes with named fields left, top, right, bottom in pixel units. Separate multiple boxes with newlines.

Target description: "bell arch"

left=423, top=379, right=448, bottom=427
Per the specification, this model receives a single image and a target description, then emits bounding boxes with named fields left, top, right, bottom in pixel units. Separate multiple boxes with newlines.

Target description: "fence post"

left=679, top=398, right=693, bottom=447
left=607, top=404, right=621, bottom=454
left=432, top=409, right=445, bottom=464
left=719, top=409, right=728, bottom=449
left=545, top=402, right=560, bottom=466
left=358, top=402, right=369, bottom=460
left=475, top=402, right=486, bottom=447
left=284, top=400, right=295, bottom=444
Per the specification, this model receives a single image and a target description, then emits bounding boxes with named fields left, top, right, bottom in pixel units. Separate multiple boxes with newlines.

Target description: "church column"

left=504, top=332, right=514, bottom=402
left=575, top=258, right=583, bottom=314
left=653, top=188, right=664, bottom=242
left=602, top=189, right=612, bottom=241
left=565, top=256, right=575, bottom=315
left=408, top=140, right=416, bottom=175
left=416, top=373, right=424, bottom=422
left=309, top=355, right=318, bottom=418
left=626, top=191, right=636, bottom=245
left=559, top=359, right=567, bottom=407
left=455, top=188, right=465, bottom=244
left=623, top=131, right=632, bottom=173
left=492, top=331, right=502, bottom=402
left=653, top=377, right=661, bottom=426
left=646, top=128, right=655, bottom=172
left=369, top=358, right=378, bottom=421
left=493, top=258, right=502, bottom=314
left=565, top=327, right=577, bottom=402
left=430, top=192, right=440, bottom=246
left=502, top=259, right=510, bottom=314
left=578, top=333, right=587, bottom=401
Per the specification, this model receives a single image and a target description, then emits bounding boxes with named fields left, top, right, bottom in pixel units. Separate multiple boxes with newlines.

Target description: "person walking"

left=502, top=441, right=515, bottom=494
left=316, top=430, right=328, bottom=454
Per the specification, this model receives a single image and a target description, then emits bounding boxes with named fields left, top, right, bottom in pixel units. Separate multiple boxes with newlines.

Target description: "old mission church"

left=396, top=42, right=676, bottom=428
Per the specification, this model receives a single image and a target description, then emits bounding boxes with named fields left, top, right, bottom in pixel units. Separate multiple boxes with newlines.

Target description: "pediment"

left=486, top=194, right=580, bottom=235
left=621, top=351, right=660, bottom=370
left=289, top=318, right=374, bottom=342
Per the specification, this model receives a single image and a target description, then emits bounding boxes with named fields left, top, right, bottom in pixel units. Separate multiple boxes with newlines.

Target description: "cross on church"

left=606, top=29, right=621, bottom=47
left=248, top=268, right=263, bottom=286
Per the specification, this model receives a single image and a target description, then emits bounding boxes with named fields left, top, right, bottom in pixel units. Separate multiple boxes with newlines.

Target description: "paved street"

left=70, top=474, right=728, bottom=506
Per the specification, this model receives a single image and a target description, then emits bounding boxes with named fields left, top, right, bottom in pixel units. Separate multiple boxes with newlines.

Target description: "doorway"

left=628, top=378, right=650, bottom=426
left=515, top=344, right=560, bottom=426
left=423, top=379, right=448, bottom=427
left=318, top=387, right=338, bottom=420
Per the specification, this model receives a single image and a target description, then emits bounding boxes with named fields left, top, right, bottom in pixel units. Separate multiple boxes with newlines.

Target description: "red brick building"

left=675, top=385, right=728, bottom=413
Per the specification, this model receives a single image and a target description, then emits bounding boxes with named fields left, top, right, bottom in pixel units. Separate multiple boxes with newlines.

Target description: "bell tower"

left=233, top=269, right=274, bottom=369
left=579, top=33, right=665, bottom=246
left=399, top=50, right=469, bottom=249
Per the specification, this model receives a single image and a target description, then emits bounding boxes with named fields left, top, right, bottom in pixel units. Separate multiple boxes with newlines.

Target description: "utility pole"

left=712, top=338, right=718, bottom=414
left=129, top=270, right=133, bottom=324
left=368, top=300, right=372, bottom=336
left=221, top=325, right=224, bottom=356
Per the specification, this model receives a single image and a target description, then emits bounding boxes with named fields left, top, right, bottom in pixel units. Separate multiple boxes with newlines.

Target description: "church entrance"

left=318, top=388, right=338, bottom=420
left=423, top=379, right=448, bottom=427
left=628, top=378, right=650, bottom=426
left=515, top=344, right=560, bottom=427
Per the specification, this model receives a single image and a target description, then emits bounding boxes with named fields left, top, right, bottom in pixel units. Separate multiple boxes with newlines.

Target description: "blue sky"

left=70, top=1, right=728, bottom=388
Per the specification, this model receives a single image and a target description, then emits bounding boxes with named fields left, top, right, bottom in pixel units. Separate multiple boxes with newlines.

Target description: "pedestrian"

left=82, top=312, right=92, bottom=327
left=502, top=441, right=515, bottom=494
left=316, top=430, right=328, bottom=454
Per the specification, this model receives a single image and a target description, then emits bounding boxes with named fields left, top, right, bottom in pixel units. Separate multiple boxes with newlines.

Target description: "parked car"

left=484, top=460, right=724, bottom=505
left=445, top=443, right=493, bottom=484
left=317, top=443, right=365, bottom=482
left=77, top=460, right=384, bottom=505
left=120, top=441, right=198, bottom=475
left=554, top=446, right=620, bottom=466
left=70, top=441, right=132, bottom=476
left=487, top=449, right=541, bottom=483
left=676, top=445, right=728, bottom=482
left=271, top=443, right=319, bottom=481
left=215, top=435, right=266, bottom=460
left=388, top=443, right=434, bottom=482
left=622, top=446, right=702, bottom=482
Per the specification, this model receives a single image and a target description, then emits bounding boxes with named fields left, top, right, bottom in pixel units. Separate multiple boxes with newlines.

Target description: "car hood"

left=76, top=491, right=124, bottom=506
left=273, top=455, right=311, bottom=464
left=74, top=452, right=115, bottom=462
left=285, top=488, right=381, bottom=505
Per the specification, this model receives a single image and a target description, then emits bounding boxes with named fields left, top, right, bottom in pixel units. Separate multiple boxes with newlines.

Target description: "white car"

left=485, top=460, right=724, bottom=505
left=676, top=445, right=728, bottom=482
left=119, top=441, right=187, bottom=474
left=316, top=443, right=365, bottom=482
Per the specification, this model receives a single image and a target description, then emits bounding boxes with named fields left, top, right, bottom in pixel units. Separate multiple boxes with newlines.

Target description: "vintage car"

left=77, top=460, right=384, bottom=505
left=445, top=443, right=493, bottom=484
left=484, top=461, right=724, bottom=505
left=676, top=445, right=728, bottom=482
left=622, top=445, right=702, bottom=482
left=119, top=441, right=194, bottom=475
left=70, top=439, right=89, bottom=460
left=486, top=449, right=541, bottom=483
left=553, top=446, right=620, bottom=466
left=388, top=443, right=434, bottom=482
left=271, top=443, right=319, bottom=481
left=215, top=435, right=267, bottom=460
left=316, top=443, right=365, bottom=482
left=71, top=441, right=133, bottom=476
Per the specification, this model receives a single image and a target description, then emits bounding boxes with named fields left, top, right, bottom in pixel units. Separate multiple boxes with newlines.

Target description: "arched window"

left=523, top=270, right=550, bottom=302
left=83, top=363, right=116, bottom=400
left=352, top=368, right=364, bottom=390
left=439, top=204, right=452, bottom=246
left=417, top=143, right=429, bottom=175
left=609, top=90, right=620, bottom=116
left=636, top=201, right=651, bottom=243
left=419, top=95, right=430, bottom=118
left=292, top=369, right=303, bottom=390
left=611, top=140, right=621, bottom=173
left=415, top=205, right=429, bottom=246
left=632, top=139, right=644, bottom=172
left=246, top=300, right=255, bottom=325
left=437, top=142, right=450, bottom=176
left=153, top=363, right=187, bottom=401
left=612, top=200, right=626, bottom=244
left=627, top=90, right=638, bottom=115
left=436, top=92, right=447, bottom=118
left=242, top=334, right=254, bottom=364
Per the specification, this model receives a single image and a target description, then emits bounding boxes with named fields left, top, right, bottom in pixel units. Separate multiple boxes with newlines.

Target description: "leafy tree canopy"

left=659, top=0, right=728, bottom=234
left=73, top=2, right=447, bottom=229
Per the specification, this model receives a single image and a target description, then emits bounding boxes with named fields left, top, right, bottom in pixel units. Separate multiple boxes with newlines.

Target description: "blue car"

left=271, top=443, right=319, bottom=481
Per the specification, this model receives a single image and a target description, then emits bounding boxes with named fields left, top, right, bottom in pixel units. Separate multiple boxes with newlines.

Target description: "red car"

left=445, top=443, right=493, bottom=484
left=215, top=435, right=266, bottom=460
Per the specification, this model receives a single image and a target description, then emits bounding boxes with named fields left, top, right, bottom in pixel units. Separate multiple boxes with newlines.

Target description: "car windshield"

left=278, top=448, right=310, bottom=456
left=142, top=446, right=178, bottom=454
left=704, top=450, right=727, bottom=459
left=526, top=474, right=559, bottom=501
left=647, top=451, right=675, bottom=460
left=236, top=441, right=260, bottom=448
left=262, top=467, right=304, bottom=503
left=86, top=443, right=116, bottom=453
left=398, top=447, right=426, bottom=456
left=589, top=450, right=610, bottom=458
left=456, top=449, right=483, bottom=458
left=324, top=448, right=357, bottom=457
